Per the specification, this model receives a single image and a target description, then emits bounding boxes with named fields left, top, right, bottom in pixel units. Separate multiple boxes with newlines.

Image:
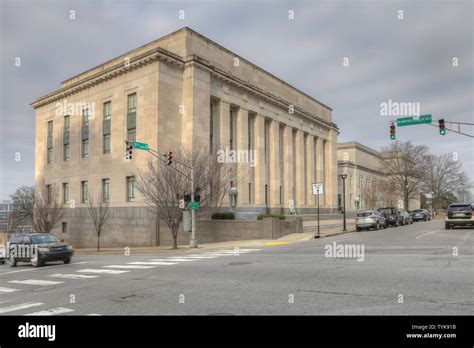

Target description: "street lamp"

left=228, top=187, right=238, bottom=211
left=339, top=174, right=347, bottom=232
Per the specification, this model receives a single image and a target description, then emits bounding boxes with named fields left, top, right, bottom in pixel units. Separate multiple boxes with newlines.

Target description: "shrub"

left=211, top=212, right=235, bottom=220
left=257, top=214, right=286, bottom=220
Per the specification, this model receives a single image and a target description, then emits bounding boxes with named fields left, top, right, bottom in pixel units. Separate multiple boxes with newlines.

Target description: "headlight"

left=38, top=247, right=50, bottom=253
left=67, top=245, right=73, bottom=250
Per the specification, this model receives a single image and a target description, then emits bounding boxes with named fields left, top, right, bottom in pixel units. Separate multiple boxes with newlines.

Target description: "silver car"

left=356, top=210, right=386, bottom=231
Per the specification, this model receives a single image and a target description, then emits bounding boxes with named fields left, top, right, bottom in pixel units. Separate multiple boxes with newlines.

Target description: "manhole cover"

left=227, top=262, right=252, bottom=266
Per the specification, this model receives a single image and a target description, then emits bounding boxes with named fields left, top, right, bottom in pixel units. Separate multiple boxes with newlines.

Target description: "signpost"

left=396, top=114, right=432, bottom=127
left=188, top=201, right=199, bottom=210
left=312, top=183, right=324, bottom=238
left=131, top=141, right=149, bottom=150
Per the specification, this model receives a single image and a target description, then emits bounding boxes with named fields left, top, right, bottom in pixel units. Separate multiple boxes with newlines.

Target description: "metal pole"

left=189, top=166, right=198, bottom=248
left=317, top=194, right=320, bottom=238
left=342, top=177, right=347, bottom=231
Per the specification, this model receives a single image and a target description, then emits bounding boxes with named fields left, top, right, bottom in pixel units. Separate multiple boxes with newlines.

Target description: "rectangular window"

left=102, top=178, right=110, bottom=202
left=63, top=116, right=70, bottom=161
left=210, top=102, right=214, bottom=153
left=265, top=184, right=268, bottom=205
left=47, top=121, right=53, bottom=164
left=82, top=108, right=89, bottom=158
left=46, top=184, right=52, bottom=204
left=127, top=93, right=136, bottom=142
left=82, top=140, right=89, bottom=158
left=62, top=183, right=69, bottom=204
left=229, top=109, right=234, bottom=150
left=62, top=222, right=68, bottom=234
left=103, top=101, right=111, bottom=154
left=249, top=183, right=251, bottom=204
left=248, top=116, right=251, bottom=151
left=126, top=176, right=135, bottom=202
left=81, top=181, right=88, bottom=203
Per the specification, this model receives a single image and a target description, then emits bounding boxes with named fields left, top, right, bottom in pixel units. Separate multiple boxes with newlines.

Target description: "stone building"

left=31, top=27, right=339, bottom=247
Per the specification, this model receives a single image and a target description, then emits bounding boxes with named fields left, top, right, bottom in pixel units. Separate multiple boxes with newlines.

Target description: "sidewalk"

left=74, top=225, right=355, bottom=255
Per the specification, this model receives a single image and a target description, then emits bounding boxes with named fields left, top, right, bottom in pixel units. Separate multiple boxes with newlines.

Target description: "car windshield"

left=30, top=234, right=60, bottom=244
left=448, top=205, right=471, bottom=212
left=357, top=212, right=373, bottom=217
left=378, top=209, right=393, bottom=214
left=412, top=210, right=423, bottom=213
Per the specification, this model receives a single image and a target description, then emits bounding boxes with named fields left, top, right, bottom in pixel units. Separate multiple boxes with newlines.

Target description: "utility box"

left=183, top=210, right=192, bottom=232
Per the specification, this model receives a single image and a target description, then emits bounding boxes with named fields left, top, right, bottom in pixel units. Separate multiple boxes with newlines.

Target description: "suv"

left=0, top=243, right=5, bottom=264
left=377, top=207, right=403, bottom=227
left=356, top=210, right=386, bottom=231
left=8, top=233, right=74, bottom=267
left=410, top=209, right=430, bottom=222
left=445, top=204, right=474, bottom=229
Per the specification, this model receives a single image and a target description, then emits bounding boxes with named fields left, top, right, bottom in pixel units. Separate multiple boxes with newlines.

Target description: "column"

left=236, top=108, right=249, bottom=206
left=305, top=134, right=315, bottom=207
left=316, top=136, right=325, bottom=206
left=269, top=119, right=281, bottom=210
left=218, top=100, right=230, bottom=150
left=294, top=129, right=305, bottom=208
left=254, top=114, right=266, bottom=206
left=282, top=125, right=294, bottom=211
left=326, top=128, right=338, bottom=209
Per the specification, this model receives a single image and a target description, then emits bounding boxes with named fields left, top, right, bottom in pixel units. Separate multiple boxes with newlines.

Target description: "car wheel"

left=394, top=220, right=399, bottom=227
left=356, top=227, right=361, bottom=232
left=445, top=223, right=450, bottom=230
left=31, top=256, right=43, bottom=268
left=9, top=257, right=17, bottom=267
left=63, top=258, right=71, bottom=264
left=375, top=222, right=380, bottom=230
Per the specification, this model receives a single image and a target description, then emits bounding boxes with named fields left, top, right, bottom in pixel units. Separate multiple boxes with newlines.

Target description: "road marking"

left=103, top=265, right=156, bottom=269
left=25, top=307, right=74, bottom=316
left=127, top=261, right=176, bottom=265
left=155, top=258, right=198, bottom=262
left=9, top=279, right=64, bottom=286
left=416, top=230, right=441, bottom=239
left=77, top=269, right=129, bottom=274
left=265, top=241, right=289, bottom=246
left=0, top=287, right=19, bottom=294
left=176, top=255, right=218, bottom=259
left=0, top=302, right=44, bottom=314
left=87, top=313, right=102, bottom=316
left=49, top=273, right=99, bottom=279
left=0, top=261, right=89, bottom=277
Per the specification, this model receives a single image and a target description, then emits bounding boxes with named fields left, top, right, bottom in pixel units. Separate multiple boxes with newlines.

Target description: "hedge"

left=211, top=212, right=235, bottom=220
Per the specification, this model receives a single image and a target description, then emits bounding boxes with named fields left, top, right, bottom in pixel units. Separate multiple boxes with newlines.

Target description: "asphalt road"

left=0, top=220, right=472, bottom=315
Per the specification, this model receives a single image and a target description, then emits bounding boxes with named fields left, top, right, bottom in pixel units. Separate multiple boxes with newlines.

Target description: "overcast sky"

left=0, top=0, right=473, bottom=200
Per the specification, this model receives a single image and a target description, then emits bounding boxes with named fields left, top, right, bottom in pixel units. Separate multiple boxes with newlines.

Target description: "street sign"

left=396, top=114, right=432, bottom=127
left=188, top=201, right=199, bottom=210
left=131, top=141, right=149, bottom=150
left=312, top=182, right=324, bottom=195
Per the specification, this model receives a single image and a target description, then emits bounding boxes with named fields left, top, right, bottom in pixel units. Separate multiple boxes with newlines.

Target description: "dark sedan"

left=410, top=209, right=430, bottom=222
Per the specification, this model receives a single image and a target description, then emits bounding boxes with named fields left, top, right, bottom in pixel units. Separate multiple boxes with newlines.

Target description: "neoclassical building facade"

left=32, top=27, right=339, bottom=246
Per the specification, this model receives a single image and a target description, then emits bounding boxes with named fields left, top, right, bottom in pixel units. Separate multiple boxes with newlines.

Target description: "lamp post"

left=339, top=174, right=347, bottom=232
left=228, top=187, right=238, bottom=212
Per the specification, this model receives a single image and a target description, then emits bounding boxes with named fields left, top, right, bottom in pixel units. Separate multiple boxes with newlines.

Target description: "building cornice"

left=338, top=160, right=384, bottom=176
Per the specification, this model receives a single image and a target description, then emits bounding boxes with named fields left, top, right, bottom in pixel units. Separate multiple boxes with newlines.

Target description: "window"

left=82, top=108, right=89, bottom=158
left=210, top=102, right=214, bottom=153
left=248, top=183, right=251, bottom=204
left=248, top=116, right=252, bottom=151
left=103, top=101, right=111, bottom=154
left=62, top=183, right=69, bottom=204
left=265, top=184, right=268, bottom=205
left=62, top=222, right=68, bottom=234
left=81, top=181, right=88, bottom=203
left=349, top=174, right=352, bottom=187
left=46, top=184, right=52, bottom=204
left=63, top=116, right=70, bottom=161
left=350, top=194, right=353, bottom=208
left=126, top=176, right=135, bottom=202
left=229, top=109, right=234, bottom=149
left=102, top=178, right=110, bottom=202
left=127, top=93, right=136, bottom=142
left=47, top=121, right=53, bottom=163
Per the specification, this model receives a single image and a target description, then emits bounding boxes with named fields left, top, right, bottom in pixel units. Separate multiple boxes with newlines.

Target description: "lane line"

left=25, top=307, right=74, bottom=316
left=416, top=230, right=442, bottom=239
left=153, top=258, right=198, bottom=262
left=0, top=261, right=89, bottom=277
left=0, top=302, right=44, bottom=314
left=103, top=265, right=156, bottom=269
left=9, top=279, right=63, bottom=286
left=77, top=269, right=129, bottom=274
left=127, top=261, right=176, bottom=265
left=0, top=287, right=20, bottom=294
left=49, top=273, right=99, bottom=279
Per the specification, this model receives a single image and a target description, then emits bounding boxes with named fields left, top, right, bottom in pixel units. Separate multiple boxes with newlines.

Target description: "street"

left=0, top=220, right=472, bottom=316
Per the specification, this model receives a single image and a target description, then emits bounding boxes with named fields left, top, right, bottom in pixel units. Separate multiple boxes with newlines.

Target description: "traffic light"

left=125, top=141, right=133, bottom=160
left=165, top=151, right=173, bottom=166
left=390, top=122, right=396, bottom=140
left=439, top=119, right=446, bottom=135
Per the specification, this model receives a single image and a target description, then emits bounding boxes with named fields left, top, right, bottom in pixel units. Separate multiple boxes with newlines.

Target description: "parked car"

left=356, top=210, right=386, bottom=231
left=0, top=243, right=5, bottom=264
left=8, top=233, right=74, bottom=267
left=377, top=207, right=403, bottom=227
left=410, top=209, right=430, bottom=222
left=400, top=210, right=413, bottom=225
left=445, top=204, right=474, bottom=229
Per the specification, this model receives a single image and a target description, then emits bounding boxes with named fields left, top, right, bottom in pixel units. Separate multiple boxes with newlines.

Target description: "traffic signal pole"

left=189, top=166, right=198, bottom=248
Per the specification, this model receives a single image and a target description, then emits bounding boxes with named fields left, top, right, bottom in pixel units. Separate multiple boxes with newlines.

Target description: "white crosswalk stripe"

left=128, top=261, right=176, bottom=265
left=25, top=307, right=74, bottom=316
left=0, top=302, right=44, bottom=314
left=49, top=273, right=99, bottom=279
left=9, top=279, right=64, bottom=286
left=152, top=258, right=198, bottom=262
left=103, top=265, right=156, bottom=269
left=175, top=255, right=218, bottom=259
left=77, top=269, right=129, bottom=274
left=0, top=287, right=20, bottom=294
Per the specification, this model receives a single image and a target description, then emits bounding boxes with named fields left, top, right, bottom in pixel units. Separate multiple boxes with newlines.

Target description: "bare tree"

left=10, top=186, right=34, bottom=225
left=136, top=144, right=231, bottom=249
left=380, top=141, right=428, bottom=210
left=420, top=153, right=472, bottom=210
left=2, top=210, right=18, bottom=240
left=361, top=179, right=382, bottom=210
left=31, top=180, right=64, bottom=233
left=87, top=191, right=111, bottom=252
left=380, top=179, right=399, bottom=207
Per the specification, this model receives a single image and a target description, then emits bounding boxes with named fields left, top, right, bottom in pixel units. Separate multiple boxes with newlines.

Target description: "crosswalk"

left=0, top=248, right=261, bottom=316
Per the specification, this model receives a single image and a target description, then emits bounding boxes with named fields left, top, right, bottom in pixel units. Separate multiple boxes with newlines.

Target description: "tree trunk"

left=172, top=230, right=178, bottom=249
left=97, top=232, right=100, bottom=252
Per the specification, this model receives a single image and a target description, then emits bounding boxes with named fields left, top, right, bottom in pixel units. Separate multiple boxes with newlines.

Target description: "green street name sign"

left=396, top=114, right=432, bottom=127
left=188, top=202, right=199, bottom=210
left=131, top=141, right=149, bottom=150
